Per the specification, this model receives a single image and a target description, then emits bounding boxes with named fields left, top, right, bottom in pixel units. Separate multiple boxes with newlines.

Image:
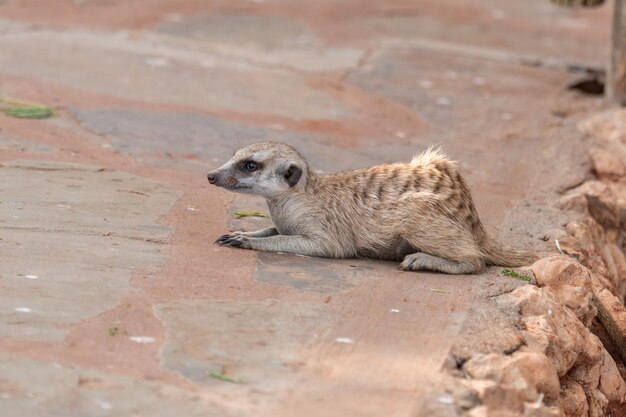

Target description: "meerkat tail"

left=481, top=237, right=539, bottom=267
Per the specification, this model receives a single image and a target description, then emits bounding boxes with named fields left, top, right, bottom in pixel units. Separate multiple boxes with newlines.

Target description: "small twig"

left=209, top=371, right=245, bottom=384
left=555, top=239, right=564, bottom=254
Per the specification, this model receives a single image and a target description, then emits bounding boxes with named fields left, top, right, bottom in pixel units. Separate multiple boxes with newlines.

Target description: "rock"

left=607, top=242, right=626, bottom=300
left=420, top=377, right=480, bottom=416
left=463, top=353, right=511, bottom=380
left=448, top=381, right=481, bottom=411
left=466, top=405, right=489, bottom=417
left=578, top=110, right=626, bottom=186
left=462, top=350, right=561, bottom=412
left=531, top=256, right=597, bottom=327
left=559, top=378, right=589, bottom=417
left=589, top=148, right=626, bottom=180
left=558, top=192, right=589, bottom=216
left=569, top=362, right=600, bottom=390
left=597, top=348, right=626, bottom=403
left=519, top=267, right=626, bottom=415
left=463, top=379, right=523, bottom=414
left=520, top=315, right=578, bottom=377
left=463, top=354, right=537, bottom=403
left=574, top=181, right=619, bottom=229
left=562, top=219, right=616, bottom=290
left=503, top=286, right=603, bottom=377
left=523, top=403, right=562, bottom=417
left=449, top=301, right=525, bottom=364
left=456, top=271, right=626, bottom=417
left=510, top=350, right=561, bottom=403
left=578, top=109, right=626, bottom=144
left=593, top=287, right=626, bottom=366
left=480, top=383, right=525, bottom=413
left=570, top=366, right=606, bottom=416
left=585, top=388, right=608, bottom=417
left=612, top=178, right=626, bottom=230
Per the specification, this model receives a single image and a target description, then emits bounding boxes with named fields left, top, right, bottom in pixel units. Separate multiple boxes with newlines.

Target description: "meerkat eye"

left=244, top=161, right=258, bottom=171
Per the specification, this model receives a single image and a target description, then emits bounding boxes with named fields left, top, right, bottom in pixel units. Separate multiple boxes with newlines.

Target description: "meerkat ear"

left=283, top=163, right=302, bottom=187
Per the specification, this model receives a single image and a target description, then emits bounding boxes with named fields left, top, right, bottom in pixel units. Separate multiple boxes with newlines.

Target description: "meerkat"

left=206, top=141, right=538, bottom=274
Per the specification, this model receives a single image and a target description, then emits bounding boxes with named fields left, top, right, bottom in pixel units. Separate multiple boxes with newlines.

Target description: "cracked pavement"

left=0, top=1, right=613, bottom=416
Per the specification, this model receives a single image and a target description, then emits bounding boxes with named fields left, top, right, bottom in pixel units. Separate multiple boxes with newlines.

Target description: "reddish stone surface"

left=0, top=1, right=620, bottom=416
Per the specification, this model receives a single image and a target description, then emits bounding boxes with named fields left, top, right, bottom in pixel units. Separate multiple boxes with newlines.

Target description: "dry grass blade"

left=0, top=96, right=56, bottom=119
left=234, top=211, right=268, bottom=218
left=500, top=268, right=532, bottom=283
left=209, top=371, right=246, bottom=384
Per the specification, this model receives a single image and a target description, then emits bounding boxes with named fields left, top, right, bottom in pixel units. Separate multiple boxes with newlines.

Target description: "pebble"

left=419, top=79, right=434, bottom=89
left=491, top=9, right=506, bottom=19
left=144, top=58, right=169, bottom=68
left=472, top=77, right=486, bottom=86
left=164, top=13, right=183, bottom=23
left=437, top=395, right=454, bottom=404
left=129, top=336, right=156, bottom=344
left=94, top=399, right=112, bottom=410
left=335, top=337, right=354, bottom=344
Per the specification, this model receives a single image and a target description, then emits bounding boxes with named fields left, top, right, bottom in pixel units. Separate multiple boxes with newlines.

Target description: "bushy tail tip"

left=482, top=238, right=539, bottom=267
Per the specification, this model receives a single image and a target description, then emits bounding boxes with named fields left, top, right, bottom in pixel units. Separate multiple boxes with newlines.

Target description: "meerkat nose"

left=207, top=172, right=217, bottom=184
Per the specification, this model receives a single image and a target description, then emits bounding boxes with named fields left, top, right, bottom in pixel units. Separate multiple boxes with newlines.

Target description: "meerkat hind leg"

left=400, top=252, right=479, bottom=274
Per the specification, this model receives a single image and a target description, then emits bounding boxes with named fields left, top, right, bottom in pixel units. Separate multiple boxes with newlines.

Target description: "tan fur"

left=207, top=141, right=538, bottom=274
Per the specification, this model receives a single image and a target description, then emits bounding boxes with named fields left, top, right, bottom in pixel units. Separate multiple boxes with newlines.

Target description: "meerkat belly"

left=356, top=237, right=414, bottom=260
left=348, top=212, right=415, bottom=260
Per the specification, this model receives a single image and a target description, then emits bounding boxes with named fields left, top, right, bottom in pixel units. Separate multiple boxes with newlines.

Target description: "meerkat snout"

left=208, top=141, right=538, bottom=274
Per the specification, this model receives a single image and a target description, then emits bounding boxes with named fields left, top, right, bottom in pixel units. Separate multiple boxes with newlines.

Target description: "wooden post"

left=608, top=0, right=626, bottom=103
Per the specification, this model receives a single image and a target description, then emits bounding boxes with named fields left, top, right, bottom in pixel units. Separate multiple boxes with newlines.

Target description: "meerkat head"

left=207, top=141, right=309, bottom=199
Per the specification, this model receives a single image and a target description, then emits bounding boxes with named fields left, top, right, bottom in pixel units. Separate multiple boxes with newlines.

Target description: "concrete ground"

left=0, top=1, right=613, bottom=416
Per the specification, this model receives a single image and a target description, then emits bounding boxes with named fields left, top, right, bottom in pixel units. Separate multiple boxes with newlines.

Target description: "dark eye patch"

left=240, top=160, right=261, bottom=172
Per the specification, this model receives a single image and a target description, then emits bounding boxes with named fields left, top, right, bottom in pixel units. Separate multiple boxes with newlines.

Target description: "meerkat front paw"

left=215, top=233, right=251, bottom=249
left=215, top=232, right=245, bottom=244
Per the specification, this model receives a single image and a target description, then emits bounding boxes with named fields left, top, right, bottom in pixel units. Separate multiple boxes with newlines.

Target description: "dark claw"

left=221, top=238, right=243, bottom=247
left=215, top=234, right=232, bottom=244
